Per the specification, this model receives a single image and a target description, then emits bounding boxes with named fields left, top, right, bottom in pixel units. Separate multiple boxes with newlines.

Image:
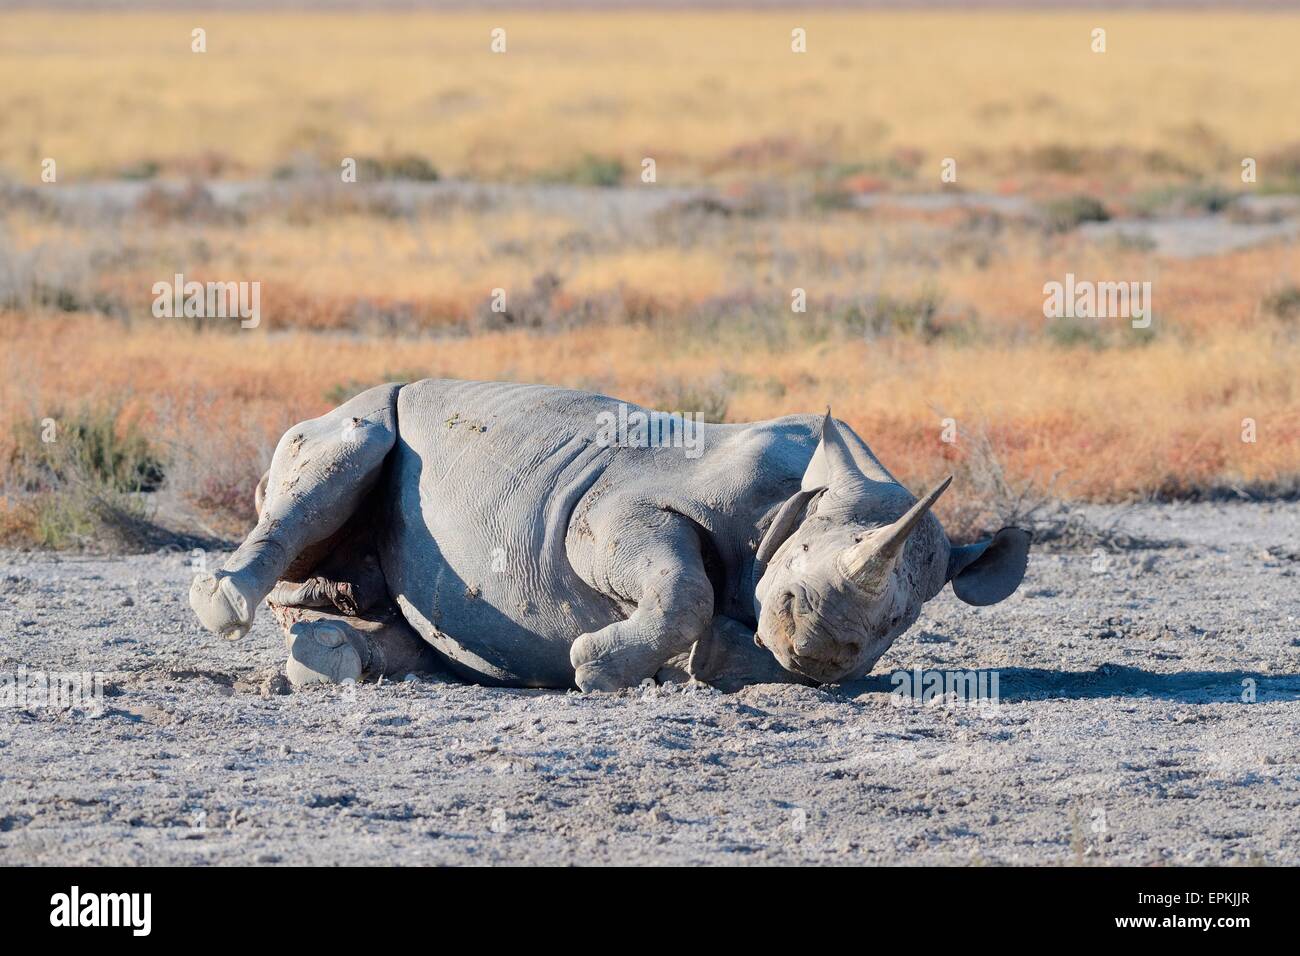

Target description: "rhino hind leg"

left=279, top=604, right=443, bottom=687
left=265, top=492, right=444, bottom=687
left=189, top=383, right=403, bottom=640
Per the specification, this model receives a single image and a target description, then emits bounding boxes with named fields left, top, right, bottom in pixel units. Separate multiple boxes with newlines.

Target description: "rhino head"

left=752, top=412, right=1030, bottom=684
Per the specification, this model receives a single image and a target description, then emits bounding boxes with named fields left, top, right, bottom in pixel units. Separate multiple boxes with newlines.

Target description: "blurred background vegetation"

left=2, top=7, right=1298, bottom=548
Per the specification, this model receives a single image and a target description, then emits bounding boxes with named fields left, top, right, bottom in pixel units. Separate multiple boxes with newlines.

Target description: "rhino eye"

left=801, top=543, right=810, bottom=552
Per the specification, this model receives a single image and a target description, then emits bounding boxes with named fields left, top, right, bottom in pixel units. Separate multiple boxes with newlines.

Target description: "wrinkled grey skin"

left=191, top=379, right=1030, bottom=691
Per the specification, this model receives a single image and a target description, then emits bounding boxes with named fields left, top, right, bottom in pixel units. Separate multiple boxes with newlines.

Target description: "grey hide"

left=190, top=379, right=1031, bottom=691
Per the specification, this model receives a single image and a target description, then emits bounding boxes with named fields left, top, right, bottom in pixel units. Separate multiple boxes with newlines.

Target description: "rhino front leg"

left=568, top=512, right=713, bottom=692
left=189, top=383, right=402, bottom=640
left=658, top=615, right=814, bottom=692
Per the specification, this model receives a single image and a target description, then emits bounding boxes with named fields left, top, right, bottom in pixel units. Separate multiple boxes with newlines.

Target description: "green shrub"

left=647, top=375, right=734, bottom=423
left=550, top=154, right=625, bottom=188
left=1130, top=183, right=1236, bottom=217
left=356, top=154, right=440, bottom=182
left=323, top=370, right=424, bottom=405
left=1262, top=285, right=1300, bottom=321
left=833, top=288, right=946, bottom=340
left=116, top=159, right=161, bottom=181
left=1045, top=317, right=1108, bottom=350
left=1027, top=144, right=1088, bottom=174
left=12, top=407, right=164, bottom=494
left=6, top=407, right=167, bottom=549
left=1039, top=195, right=1110, bottom=232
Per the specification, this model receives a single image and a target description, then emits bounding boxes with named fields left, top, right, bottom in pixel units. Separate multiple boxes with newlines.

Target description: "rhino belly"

left=378, top=381, right=622, bottom=687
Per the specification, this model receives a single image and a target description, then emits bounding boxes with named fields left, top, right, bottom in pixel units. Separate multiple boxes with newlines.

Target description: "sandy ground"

left=1, top=501, right=1297, bottom=866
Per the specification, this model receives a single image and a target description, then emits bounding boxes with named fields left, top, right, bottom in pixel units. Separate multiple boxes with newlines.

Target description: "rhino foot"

left=189, top=571, right=256, bottom=641
left=686, top=615, right=814, bottom=692
left=285, top=620, right=365, bottom=686
left=573, top=660, right=628, bottom=693
left=570, top=625, right=666, bottom=692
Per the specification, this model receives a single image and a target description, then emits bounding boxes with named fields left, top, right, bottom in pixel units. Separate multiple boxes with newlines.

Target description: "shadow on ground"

left=835, top=664, right=1300, bottom=704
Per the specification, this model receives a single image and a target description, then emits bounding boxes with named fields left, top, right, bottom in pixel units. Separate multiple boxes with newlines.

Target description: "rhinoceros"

left=190, top=379, right=1030, bottom=691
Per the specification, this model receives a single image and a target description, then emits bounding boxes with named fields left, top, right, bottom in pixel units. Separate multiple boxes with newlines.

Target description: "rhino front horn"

left=841, top=476, right=952, bottom=594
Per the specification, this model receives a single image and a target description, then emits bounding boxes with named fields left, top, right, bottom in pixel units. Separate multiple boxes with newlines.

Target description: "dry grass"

left=2, top=305, right=1296, bottom=546
left=3, top=11, right=1300, bottom=188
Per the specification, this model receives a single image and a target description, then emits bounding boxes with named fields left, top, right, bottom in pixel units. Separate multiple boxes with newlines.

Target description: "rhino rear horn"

left=819, top=409, right=867, bottom=492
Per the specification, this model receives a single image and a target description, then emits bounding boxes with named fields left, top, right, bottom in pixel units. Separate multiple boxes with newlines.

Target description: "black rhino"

left=190, top=380, right=1029, bottom=691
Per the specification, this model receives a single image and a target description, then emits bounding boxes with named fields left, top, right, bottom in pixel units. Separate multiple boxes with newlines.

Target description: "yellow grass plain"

left=2, top=11, right=1299, bottom=184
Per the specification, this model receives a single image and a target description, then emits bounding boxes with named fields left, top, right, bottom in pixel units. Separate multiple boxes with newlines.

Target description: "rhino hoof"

left=574, top=661, right=625, bottom=693
left=189, top=572, right=253, bottom=641
left=285, top=621, right=364, bottom=686
left=571, top=630, right=658, bottom=692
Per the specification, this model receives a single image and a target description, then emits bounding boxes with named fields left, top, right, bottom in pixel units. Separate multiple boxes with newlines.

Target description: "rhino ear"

left=947, top=528, right=1031, bottom=606
left=756, top=487, right=825, bottom=564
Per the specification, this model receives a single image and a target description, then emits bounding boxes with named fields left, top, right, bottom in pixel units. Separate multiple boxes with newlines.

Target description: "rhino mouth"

left=784, top=644, right=858, bottom=684
left=761, top=590, right=860, bottom=683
